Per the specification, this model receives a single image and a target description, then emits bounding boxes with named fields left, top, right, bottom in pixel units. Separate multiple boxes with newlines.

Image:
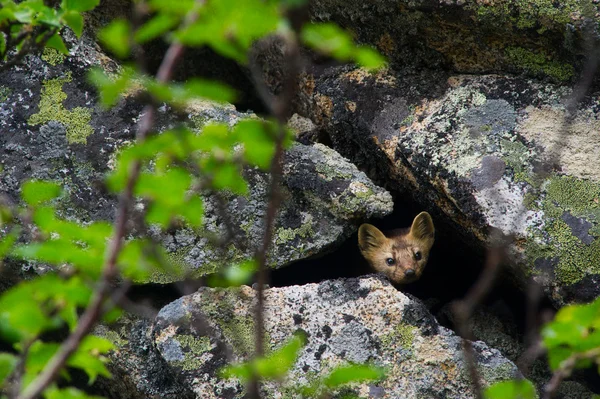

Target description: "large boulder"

left=150, top=276, right=522, bottom=398
left=298, top=66, right=600, bottom=306
left=308, top=0, right=596, bottom=82
left=0, top=33, right=393, bottom=284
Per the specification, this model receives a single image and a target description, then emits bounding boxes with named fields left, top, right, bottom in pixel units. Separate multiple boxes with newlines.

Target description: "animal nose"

left=405, top=269, right=415, bottom=277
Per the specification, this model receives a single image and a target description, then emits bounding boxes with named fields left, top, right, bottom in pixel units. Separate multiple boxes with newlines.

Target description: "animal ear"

left=358, top=224, right=387, bottom=252
left=410, top=212, right=434, bottom=241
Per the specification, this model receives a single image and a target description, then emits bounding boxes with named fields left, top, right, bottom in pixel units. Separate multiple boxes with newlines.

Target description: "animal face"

left=358, top=212, right=435, bottom=284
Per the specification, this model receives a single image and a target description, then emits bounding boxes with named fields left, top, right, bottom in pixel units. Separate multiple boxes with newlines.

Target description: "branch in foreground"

left=452, top=235, right=505, bottom=399
left=16, top=15, right=194, bottom=399
left=249, top=31, right=302, bottom=399
left=542, top=347, right=600, bottom=399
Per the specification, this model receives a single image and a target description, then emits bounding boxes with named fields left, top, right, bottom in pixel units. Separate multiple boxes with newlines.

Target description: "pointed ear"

left=358, top=224, right=387, bottom=252
left=410, top=212, right=434, bottom=241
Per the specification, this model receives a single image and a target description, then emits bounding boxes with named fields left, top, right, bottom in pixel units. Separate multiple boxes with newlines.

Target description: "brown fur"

left=358, top=212, right=435, bottom=284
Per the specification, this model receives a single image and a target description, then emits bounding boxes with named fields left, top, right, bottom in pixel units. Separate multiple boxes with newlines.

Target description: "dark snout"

left=404, top=269, right=415, bottom=278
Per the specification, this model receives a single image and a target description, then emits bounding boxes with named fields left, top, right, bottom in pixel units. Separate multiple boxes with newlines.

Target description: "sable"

left=358, top=212, right=435, bottom=284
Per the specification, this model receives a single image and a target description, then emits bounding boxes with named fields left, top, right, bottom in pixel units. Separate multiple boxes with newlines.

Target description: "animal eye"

left=414, top=251, right=422, bottom=261
left=386, top=258, right=395, bottom=266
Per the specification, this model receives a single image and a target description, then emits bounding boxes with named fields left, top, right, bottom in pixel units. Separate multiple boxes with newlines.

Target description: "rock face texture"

left=0, top=34, right=393, bottom=284
left=309, top=0, right=596, bottom=82
left=148, top=276, right=521, bottom=399
left=157, top=141, right=393, bottom=283
left=299, top=65, right=600, bottom=306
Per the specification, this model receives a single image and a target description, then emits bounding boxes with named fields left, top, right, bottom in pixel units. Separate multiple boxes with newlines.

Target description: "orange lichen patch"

left=377, top=32, right=396, bottom=56
left=345, top=101, right=357, bottom=113
left=314, top=94, right=334, bottom=123
left=342, top=68, right=398, bottom=86
left=300, top=73, right=315, bottom=97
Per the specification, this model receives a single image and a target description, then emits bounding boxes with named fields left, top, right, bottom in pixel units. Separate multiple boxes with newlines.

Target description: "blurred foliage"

left=0, top=0, right=99, bottom=64
left=0, top=0, right=387, bottom=397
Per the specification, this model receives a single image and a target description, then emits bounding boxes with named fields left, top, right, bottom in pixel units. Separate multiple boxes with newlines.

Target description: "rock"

left=299, top=65, right=600, bottom=306
left=155, top=141, right=393, bottom=283
left=93, top=317, right=195, bottom=399
left=0, top=32, right=393, bottom=285
left=308, top=0, right=596, bottom=82
left=151, top=276, right=523, bottom=398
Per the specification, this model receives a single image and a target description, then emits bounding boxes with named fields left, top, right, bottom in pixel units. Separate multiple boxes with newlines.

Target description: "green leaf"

left=21, top=180, right=61, bottom=206
left=98, top=18, right=131, bottom=58
left=211, top=162, right=248, bottom=195
left=61, top=0, right=99, bottom=12
left=0, top=229, right=19, bottom=259
left=45, top=386, right=105, bottom=399
left=183, top=78, right=236, bottom=103
left=26, top=340, right=59, bottom=375
left=547, top=346, right=572, bottom=371
left=209, top=259, right=256, bottom=287
left=45, top=33, right=69, bottom=55
left=118, top=239, right=169, bottom=282
left=0, top=353, right=17, bottom=386
left=62, top=10, right=84, bottom=38
left=67, top=336, right=113, bottom=383
left=254, top=333, right=307, bottom=379
left=221, top=331, right=307, bottom=381
left=180, top=194, right=203, bottom=227
left=324, top=364, right=385, bottom=388
left=235, top=120, right=275, bottom=170
left=0, top=286, right=51, bottom=340
left=541, top=321, right=586, bottom=349
left=302, top=23, right=354, bottom=61
left=0, top=33, right=5, bottom=56
left=134, top=13, right=179, bottom=44
left=88, top=67, right=135, bottom=107
left=148, top=0, right=197, bottom=15
left=355, top=46, right=386, bottom=70
left=484, top=379, right=536, bottom=399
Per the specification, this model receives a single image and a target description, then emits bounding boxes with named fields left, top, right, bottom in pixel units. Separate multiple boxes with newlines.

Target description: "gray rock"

left=152, top=276, right=523, bottom=399
left=300, top=66, right=600, bottom=306
left=0, top=33, right=393, bottom=285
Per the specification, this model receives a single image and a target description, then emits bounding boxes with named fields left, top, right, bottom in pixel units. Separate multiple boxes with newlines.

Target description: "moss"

left=28, top=72, right=94, bottom=144
left=172, top=334, right=213, bottom=371
left=505, top=47, right=574, bottom=82
left=0, top=86, right=10, bottom=102
left=471, top=0, right=585, bottom=31
left=41, top=47, right=66, bottom=66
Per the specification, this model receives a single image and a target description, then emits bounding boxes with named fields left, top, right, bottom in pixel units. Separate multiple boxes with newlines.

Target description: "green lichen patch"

left=41, top=47, right=66, bottom=66
left=172, top=334, right=213, bottom=371
left=379, top=323, right=415, bottom=351
left=471, top=0, right=586, bottom=31
left=500, top=139, right=537, bottom=185
left=545, top=175, right=600, bottom=216
left=276, top=217, right=314, bottom=245
left=0, top=85, right=10, bottom=102
left=525, top=175, right=600, bottom=285
left=28, top=72, right=94, bottom=145
left=505, top=47, right=574, bottom=82
left=199, top=289, right=270, bottom=357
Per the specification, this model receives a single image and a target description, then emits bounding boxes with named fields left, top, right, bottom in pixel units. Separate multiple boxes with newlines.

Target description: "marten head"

left=358, top=212, right=435, bottom=284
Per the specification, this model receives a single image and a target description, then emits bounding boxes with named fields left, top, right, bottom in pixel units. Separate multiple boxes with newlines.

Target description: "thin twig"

left=543, top=347, right=600, bottom=399
left=249, top=31, right=302, bottom=399
left=15, top=5, right=201, bottom=397
left=453, top=237, right=504, bottom=399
